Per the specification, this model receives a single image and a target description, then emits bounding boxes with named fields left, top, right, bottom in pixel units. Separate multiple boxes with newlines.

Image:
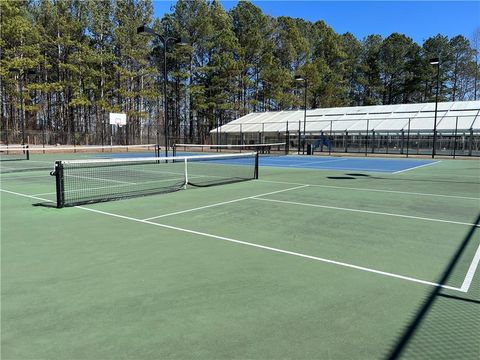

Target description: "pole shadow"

left=385, top=213, right=480, bottom=359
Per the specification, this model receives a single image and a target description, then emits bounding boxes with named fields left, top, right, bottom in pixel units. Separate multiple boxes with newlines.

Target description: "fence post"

left=329, top=121, right=333, bottom=155
left=345, top=131, right=348, bottom=153
left=4, top=117, right=9, bottom=145
left=406, top=119, right=411, bottom=158
left=216, top=118, right=220, bottom=149
left=298, top=119, right=301, bottom=155
left=468, top=128, right=473, bottom=156
left=387, top=131, right=390, bottom=154
left=371, top=130, right=375, bottom=153
left=365, top=119, right=369, bottom=156
left=285, top=121, right=290, bottom=154
left=42, top=119, right=46, bottom=153
left=452, top=116, right=458, bottom=158
left=417, top=132, right=420, bottom=155
left=400, top=130, right=404, bottom=155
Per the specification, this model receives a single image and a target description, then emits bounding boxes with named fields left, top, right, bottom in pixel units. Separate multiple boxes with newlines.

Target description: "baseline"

left=393, top=161, right=441, bottom=174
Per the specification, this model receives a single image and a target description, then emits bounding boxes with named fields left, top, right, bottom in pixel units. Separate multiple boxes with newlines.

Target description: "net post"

left=254, top=152, right=259, bottom=179
left=184, top=158, right=188, bottom=189
left=25, top=144, right=30, bottom=160
left=172, top=144, right=177, bottom=157
left=54, top=161, right=65, bottom=208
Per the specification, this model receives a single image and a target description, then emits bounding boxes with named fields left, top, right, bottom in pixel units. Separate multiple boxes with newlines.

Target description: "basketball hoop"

left=113, top=118, right=124, bottom=127
left=109, top=113, right=127, bottom=127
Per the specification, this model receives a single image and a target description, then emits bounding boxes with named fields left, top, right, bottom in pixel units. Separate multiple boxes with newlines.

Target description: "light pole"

left=295, top=75, right=307, bottom=154
left=430, top=57, right=440, bottom=158
left=137, top=25, right=187, bottom=157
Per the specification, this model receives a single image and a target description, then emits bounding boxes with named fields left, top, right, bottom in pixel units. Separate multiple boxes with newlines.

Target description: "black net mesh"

left=0, top=145, right=158, bottom=173
left=0, top=146, right=29, bottom=162
left=54, top=153, right=258, bottom=207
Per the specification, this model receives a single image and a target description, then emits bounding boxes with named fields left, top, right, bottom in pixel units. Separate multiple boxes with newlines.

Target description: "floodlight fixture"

left=294, top=75, right=308, bottom=154
left=136, top=24, right=188, bottom=156
left=294, top=75, right=305, bottom=82
left=430, top=57, right=440, bottom=158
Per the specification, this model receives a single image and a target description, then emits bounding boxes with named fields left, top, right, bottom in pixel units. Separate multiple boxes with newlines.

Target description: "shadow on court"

left=326, top=176, right=356, bottom=180
left=385, top=213, right=480, bottom=359
left=33, top=202, right=57, bottom=208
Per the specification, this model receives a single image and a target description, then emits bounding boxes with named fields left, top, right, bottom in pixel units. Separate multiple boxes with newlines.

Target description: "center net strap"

left=52, top=152, right=259, bottom=208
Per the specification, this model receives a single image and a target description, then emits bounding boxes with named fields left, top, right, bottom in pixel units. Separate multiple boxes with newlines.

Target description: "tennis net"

left=0, top=145, right=30, bottom=161
left=0, top=144, right=159, bottom=173
left=173, top=142, right=288, bottom=156
left=52, top=152, right=259, bottom=208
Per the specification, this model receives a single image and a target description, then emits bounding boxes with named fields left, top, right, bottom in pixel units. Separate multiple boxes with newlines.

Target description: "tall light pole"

left=430, top=57, right=440, bottom=158
left=137, top=25, right=187, bottom=157
left=295, top=75, right=308, bottom=154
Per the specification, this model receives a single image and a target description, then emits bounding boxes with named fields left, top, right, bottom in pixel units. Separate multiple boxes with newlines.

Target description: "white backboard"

left=109, top=113, right=127, bottom=126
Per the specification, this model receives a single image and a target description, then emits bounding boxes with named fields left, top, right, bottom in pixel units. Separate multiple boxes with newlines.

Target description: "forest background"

left=1, top=0, right=479, bottom=145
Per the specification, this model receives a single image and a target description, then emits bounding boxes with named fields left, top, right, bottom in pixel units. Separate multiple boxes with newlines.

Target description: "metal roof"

left=211, top=101, right=480, bottom=133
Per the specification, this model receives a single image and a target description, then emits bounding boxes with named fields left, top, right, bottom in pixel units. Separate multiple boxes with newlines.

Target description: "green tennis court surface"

left=1, top=157, right=479, bottom=359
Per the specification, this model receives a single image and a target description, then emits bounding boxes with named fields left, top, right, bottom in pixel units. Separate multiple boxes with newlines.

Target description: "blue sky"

left=152, top=1, right=479, bottom=44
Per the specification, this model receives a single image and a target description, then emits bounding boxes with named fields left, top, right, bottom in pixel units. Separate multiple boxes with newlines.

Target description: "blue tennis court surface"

left=102, top=151, right=439, bottom=173
left=259, top=156, right=438, bottom=173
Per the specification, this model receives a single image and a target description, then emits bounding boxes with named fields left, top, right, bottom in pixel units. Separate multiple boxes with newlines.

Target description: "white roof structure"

left=211, top=101, right=480, bottom=134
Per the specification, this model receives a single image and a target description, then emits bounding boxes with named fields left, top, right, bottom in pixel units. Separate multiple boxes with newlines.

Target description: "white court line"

left=281, top=165, right=395, bottom=172
left=66, top=173, right=135, bottom=184
left=253, top=197, right=480, bottom=228
left=284, top=158, right=349, bottom=167
left=23, top=160, right=53, bottom=164
left=257, top=179, right=479, bottom=200
left=0, top=188, right=464, bottom=292
left=143, top=185, right=309, bottom=221
left=460, top=242, right=480, bottom=292
left=0, top=173, right=51, bottom=180
left=0, top=169, right=51, bottom=176
left=393, top=161, right=441, bottom=174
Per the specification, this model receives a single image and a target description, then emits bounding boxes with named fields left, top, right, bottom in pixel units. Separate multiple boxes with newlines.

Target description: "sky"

left=152, top=1, right=479, bottom=45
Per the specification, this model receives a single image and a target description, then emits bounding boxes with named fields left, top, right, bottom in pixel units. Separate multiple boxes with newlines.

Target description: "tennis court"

left=1, top=149, right=479, bottom=359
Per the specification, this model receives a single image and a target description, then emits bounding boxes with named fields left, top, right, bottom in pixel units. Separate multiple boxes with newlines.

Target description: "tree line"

left=1, top=0, right=479, bottom=145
